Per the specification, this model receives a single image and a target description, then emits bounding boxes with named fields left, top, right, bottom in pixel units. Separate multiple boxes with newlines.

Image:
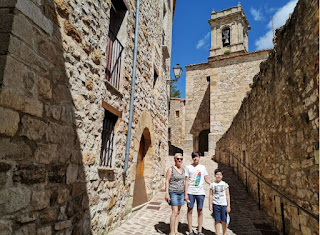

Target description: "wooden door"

left=132, top=135, right=148, bottom=208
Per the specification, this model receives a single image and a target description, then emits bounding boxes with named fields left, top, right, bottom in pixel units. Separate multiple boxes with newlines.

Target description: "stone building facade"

left=184, top=3, right=269, bottom=157
left=0, top=0, right=175, bottom=234
left=215, top=0, right=319, bottom=234
left=168, top=97, right=185, bottom=155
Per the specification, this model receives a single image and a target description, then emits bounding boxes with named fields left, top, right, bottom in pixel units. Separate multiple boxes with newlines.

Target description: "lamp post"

left=167, top=64, right=183, bottom=83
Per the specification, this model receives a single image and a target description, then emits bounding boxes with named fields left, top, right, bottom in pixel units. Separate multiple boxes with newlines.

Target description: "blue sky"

left=170, top=0, right=298, bottom=98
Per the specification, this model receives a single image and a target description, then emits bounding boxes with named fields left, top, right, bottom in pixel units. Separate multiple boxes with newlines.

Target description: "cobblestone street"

left=110, top=156, right=279, bottom=235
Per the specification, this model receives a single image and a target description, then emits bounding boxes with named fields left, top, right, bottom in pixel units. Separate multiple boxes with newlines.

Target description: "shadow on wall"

left=0, top=1, right=92, bottom=233
left=189, top=85, right=210, bottom=151
left=0, top=0, right=15, bottom=88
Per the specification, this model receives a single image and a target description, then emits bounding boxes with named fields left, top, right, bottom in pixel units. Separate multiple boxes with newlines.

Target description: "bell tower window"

left=222, top=28, right=230, bottom=47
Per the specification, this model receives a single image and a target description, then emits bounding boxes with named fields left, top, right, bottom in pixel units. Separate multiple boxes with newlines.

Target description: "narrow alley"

left=110, top=156, right=279, bottom=235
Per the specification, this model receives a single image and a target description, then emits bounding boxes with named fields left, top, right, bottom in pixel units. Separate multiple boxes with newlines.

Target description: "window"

left=168, top=128, right=171, bottom=140
left=222, top=27, right=230, bottom=47
left=153, top=68, right=158, bottom=88
left=176, top=110, right=179, bottom=117
left=163, top=0, right=167, bottom=19
left=105, top=0, right=128, bottom=90
left=100, top=109, right=118, bottom=167
left=158, top=142, right=161, bottom=155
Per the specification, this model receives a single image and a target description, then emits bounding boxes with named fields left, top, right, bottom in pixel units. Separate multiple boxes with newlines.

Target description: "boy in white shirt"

left=209, top=168, right=231, bottom=235
left=185, top=151, right=211, bottom=235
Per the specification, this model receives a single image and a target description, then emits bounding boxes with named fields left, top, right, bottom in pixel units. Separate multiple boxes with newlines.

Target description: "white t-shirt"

left=185, top=164, right=208, bottom=195
left=210, top=180, right=229, bottom=206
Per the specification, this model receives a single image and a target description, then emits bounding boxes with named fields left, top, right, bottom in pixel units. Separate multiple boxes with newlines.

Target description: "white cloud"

left=265, top=7, right=276, bottom=14
left=255, top=0, right=298, bottom=50
left=267, top=0, right=298, bottom=29
left=196, top=32, right=210, bottom=49
left=250, top=8, right=263, bottom=21
left=255, top=31, right=274, bottom=50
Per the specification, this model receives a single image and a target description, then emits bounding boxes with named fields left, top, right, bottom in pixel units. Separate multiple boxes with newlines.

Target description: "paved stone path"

left=110, top=156, right=279, bottom=235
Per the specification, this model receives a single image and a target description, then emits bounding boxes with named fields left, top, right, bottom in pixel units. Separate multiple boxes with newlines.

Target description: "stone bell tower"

left=208, top=2, right=250, bottom=59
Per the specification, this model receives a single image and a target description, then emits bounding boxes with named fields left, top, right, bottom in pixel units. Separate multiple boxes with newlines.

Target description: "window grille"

left=105, top=30, right=123, bottom=90
left=100, top=109, right=118, bottom=167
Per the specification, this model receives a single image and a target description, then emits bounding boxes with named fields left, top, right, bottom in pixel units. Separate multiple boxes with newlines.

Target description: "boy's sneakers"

left=188, top=232, right=195, bottom=235
left=198, top=233, right=204, bottom=235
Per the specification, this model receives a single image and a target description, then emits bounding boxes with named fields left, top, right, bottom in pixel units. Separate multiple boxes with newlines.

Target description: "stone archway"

left=132, top=128, right=151, bottom=208
left=131, top=111, right=155, bottom=208
left=199, top=129, right=210, bottom=156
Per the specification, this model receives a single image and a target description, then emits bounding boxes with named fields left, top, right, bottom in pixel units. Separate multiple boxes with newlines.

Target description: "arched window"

left=222, top=27, right=230, bottom=47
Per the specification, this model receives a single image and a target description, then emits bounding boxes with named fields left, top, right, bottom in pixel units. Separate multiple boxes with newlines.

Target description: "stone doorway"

left=132, top=129, right=151, bottom=208
left=199, top=129, right=210, bottom=156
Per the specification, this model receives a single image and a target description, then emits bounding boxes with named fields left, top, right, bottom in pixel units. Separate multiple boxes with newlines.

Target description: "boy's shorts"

left=213, top=204, right=227, bottom=223
left=187, top=194, right=205, bottom=209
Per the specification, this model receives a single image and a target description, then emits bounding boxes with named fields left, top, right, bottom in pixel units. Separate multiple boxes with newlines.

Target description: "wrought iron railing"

left=100, top=110, right=118, bottom=167
left=216, top=150, right=319, bottom=235
left=105, top=30, right=123, bottom=90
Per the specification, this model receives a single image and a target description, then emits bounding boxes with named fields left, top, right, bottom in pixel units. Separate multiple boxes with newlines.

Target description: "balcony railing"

left=105, top=30, right=123, bottom=90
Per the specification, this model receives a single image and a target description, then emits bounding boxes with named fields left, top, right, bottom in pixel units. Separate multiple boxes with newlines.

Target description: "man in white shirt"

left=185, top=151, right=211, bottom=235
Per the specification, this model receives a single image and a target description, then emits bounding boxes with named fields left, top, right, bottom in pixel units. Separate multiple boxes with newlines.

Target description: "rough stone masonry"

left=0, top=0, right=175, bottom=234
left=216, top=0, right=319, bottom=234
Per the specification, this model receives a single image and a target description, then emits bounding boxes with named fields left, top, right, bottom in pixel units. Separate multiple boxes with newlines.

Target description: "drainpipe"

left=123, top=0, right=140, bottom=174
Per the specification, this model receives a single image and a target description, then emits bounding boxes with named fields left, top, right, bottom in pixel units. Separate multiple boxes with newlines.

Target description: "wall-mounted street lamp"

left=167, top=64, right=183, bottom=83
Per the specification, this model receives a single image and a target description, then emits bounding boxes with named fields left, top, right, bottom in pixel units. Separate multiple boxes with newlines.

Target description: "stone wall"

left=168, top=98, right=185, bottom=154
left=0, top=0, right=174, bottom=234
left=184, top=66, right=210, bottom=157
left=215, top=0, right=319, bottom=234
left=184, top=50, right=268, bottom=157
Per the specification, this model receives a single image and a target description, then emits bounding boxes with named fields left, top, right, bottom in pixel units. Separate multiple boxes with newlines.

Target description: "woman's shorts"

left=169, top=191, right=184, bottom=206
left=213, top=204, right=227, bottom=223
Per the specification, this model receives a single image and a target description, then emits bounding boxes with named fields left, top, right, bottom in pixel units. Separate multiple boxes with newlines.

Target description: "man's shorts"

left=187, top=194, right=205, bottom=209
left=168, top=191, right=184, bottom=206
left=213, top=204, right=227, bottom=223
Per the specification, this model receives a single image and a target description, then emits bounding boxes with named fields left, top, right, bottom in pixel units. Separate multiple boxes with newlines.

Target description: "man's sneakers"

left=188, top=232, right=204, bottom=235
left=198, top=233, right=204, bottom=235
